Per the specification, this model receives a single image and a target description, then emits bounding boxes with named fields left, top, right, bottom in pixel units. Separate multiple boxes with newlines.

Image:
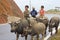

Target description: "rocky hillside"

left=0, top=0, right=23, bottom=24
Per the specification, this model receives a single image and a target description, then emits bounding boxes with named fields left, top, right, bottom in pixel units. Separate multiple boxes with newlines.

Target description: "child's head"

left=41, top=5, right=44, bottom=10
left=32, top=7, right=35, bottom=10
left=25, top=5, right=29, bottom=10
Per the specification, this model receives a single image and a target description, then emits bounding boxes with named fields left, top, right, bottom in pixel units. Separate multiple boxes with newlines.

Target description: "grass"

left=48, top=29, right=60, bottom=40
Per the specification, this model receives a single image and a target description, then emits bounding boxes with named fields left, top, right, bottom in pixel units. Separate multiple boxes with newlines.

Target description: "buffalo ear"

left=16, top=20, right=20, bottom=24
left=7, top=20, right=11, bottom=24
left=9, top=23, right=12, bottom=25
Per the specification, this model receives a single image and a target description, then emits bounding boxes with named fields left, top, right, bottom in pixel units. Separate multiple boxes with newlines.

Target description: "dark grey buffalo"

left=36, top=17, right=49, bottom=35
left=49, top=16, right=60, bottom=35
left=9, top=18, right=29, bottom=40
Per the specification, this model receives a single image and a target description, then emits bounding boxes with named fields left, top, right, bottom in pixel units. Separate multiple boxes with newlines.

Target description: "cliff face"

left=0, top=0, right=23, bottom=24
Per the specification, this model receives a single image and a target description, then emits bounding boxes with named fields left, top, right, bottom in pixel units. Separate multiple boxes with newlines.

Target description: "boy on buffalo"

left=30, top=7, right=37, bottom=18
left=39, top=5, right=45, bottom=18
left=24, top=5, right=30, bottom=19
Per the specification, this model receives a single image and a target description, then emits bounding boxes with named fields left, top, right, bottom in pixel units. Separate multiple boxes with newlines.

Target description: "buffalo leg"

left=25, top=35, right=27, bottom=40
left=49, top=27, right=51, bottom=32
left=31, top=36, right=34, bottom=40
left=42, top=33, right=44, bottom=40
left=36, top=34, right=39, bottom=40
left=45, top=27, right=47, bottom=35
left=49, top=27, right=52, bottom=35
left=16, top=32, right=19, bottom=40
left=55, top=27, right=58, bottom=34
left=51, top=28, right=52, bottom=35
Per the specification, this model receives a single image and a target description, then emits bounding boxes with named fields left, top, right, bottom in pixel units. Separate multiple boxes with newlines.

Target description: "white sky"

left=14, top=0, right=60, bottom=12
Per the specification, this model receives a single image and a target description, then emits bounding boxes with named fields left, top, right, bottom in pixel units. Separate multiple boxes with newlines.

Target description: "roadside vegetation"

left=46, top=9, right=60, bottom=14
left=48, top=29, right=60, bottom=40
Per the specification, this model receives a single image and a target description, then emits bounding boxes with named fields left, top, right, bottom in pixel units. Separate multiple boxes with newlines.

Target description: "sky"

left=14, top=0, right=60, bottom=12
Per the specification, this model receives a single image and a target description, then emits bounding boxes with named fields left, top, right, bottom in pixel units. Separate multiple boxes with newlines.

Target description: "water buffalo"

left=9, top=18, right=30, bottom=40
left=36, top=16, right=49, bottom=35
left=27, top=18, right=46, bottom=40
left=49, top=16, right=60, bottom=35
